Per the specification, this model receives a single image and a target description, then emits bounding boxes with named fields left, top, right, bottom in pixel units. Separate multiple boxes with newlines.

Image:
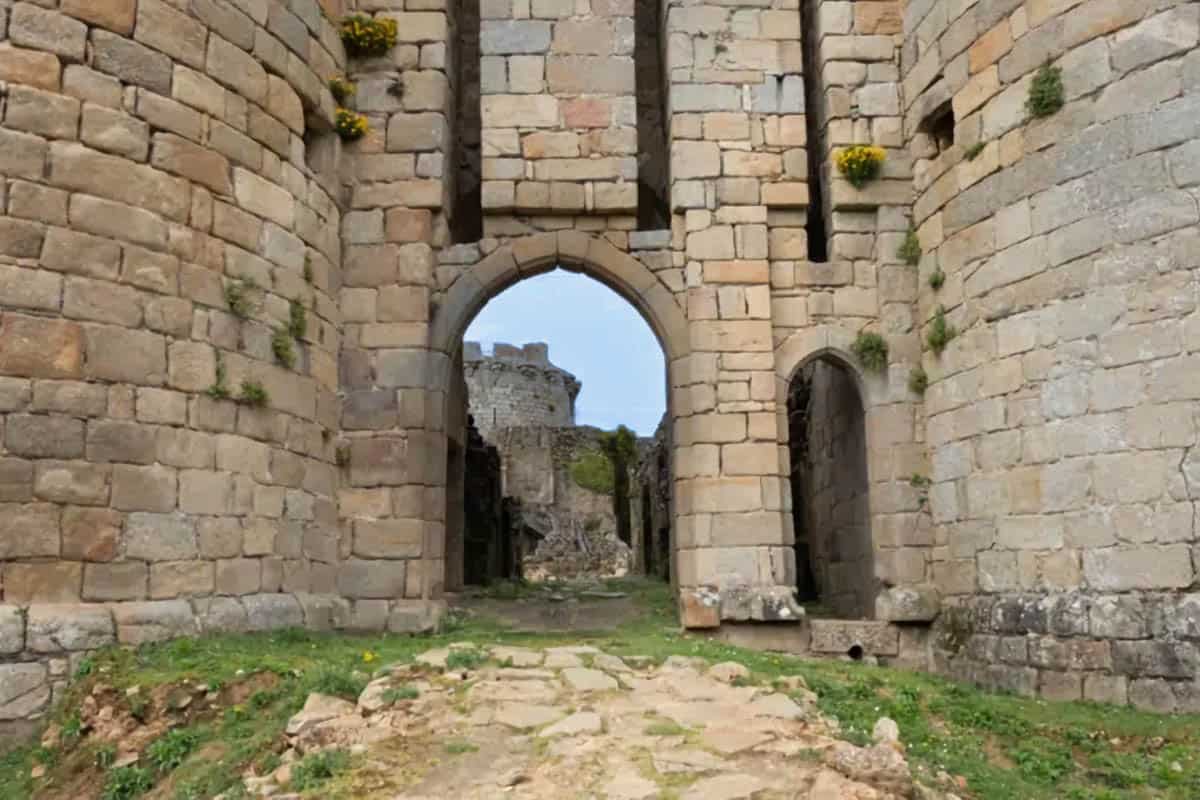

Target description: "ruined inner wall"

left=906, top=0, right=1200, bottom=709
left=462, top=341, right=581, bottom=442
left=0, top=0, right=349, bottom=723
left=496, top=424, right=631, bottom=580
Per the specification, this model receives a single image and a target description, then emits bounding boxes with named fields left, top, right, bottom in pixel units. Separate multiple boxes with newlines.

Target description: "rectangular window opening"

left=801, top=0, right=828, bottom=263
left=635, top=0, right=670, bottom=230
left=451, top=0, right=482, bottom=243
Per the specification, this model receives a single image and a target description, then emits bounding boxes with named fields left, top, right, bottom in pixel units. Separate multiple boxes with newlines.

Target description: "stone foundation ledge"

left=680, top=585, right=805, bottom=628
left=0, top=594, right=446, bottom=725
left=711, top=618, right=934, bottom=671
left=931, top=591, right=1200, bottom=711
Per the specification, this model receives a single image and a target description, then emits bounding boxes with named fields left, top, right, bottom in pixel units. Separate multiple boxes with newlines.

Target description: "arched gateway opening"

left=427, top=233, right=687, bottom=592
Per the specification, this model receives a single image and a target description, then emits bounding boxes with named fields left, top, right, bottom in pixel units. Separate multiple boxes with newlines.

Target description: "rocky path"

left=269, top=643, right=944, bottom=800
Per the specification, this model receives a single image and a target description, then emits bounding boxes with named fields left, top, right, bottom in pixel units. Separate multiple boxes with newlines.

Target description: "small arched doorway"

left=786, top=352, right=874, bottom=619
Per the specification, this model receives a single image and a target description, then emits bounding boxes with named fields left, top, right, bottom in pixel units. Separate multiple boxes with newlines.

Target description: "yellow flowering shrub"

left=340, top=14, right=398, bottom=58
left=335, top=108, right=369, bottom=141
left=328, top=76, right=355, bottom=105
left=835, top=145, right=887, bottom=188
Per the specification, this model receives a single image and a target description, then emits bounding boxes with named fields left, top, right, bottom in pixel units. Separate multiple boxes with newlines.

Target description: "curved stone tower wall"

left=906, top=0, right=1200, bottom=709
left=462, top=341, right=581, bottom=442
left=0, top=0, right=350, bottom=720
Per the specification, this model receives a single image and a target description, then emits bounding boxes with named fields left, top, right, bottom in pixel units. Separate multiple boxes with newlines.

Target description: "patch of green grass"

left=445, top=649, right=487, bottom=671
left=95, top=742, right=117, bottom=769
left=307, top=667, right=367, bottom=701
left=61, top=711, right=84, bottom=744
left=382, top=685, right=420, bottom=704
left=5, top=577, right=1200, bottom=800
left=644, top=720, right=688, bottom=737
left=290, top=748, right=350, bottom=791
left=146, top=728, right=202, bottom=773
left=101, top=764, right=155, bottom=800
left=444, top=739, right=479, bottom=755
left=75, top=656, right=95, bottom=679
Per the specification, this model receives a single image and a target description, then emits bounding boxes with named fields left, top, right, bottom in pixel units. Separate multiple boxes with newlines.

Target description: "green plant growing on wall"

left=224, top=278, right=257, bottom=319
left=964, top=141, right=986, bottom=161
left=340, top=14, right=398, bottom=57
left=1026, top=63, right=1064, bottom=118
left=328, top=76, right=356, bottom=105
left=910, top=474, right=932, bottom=509
left=851, top=332, right=889, bottom=372
left=897, top=228, right=922, bottom=265
left=908, top=366, right=928, bottom=396
left=929, top=267, right=946, bottom=291
left=303, top=255, right=314, bottom=284
left=289, top=299, right=308, bottom=339
left=571, top=450, right=615, bottom=495
left=271, top=327, right=296, bottom=369
left=601, top=425, right=638, bottom=548
left=335, top=445, right=351, bottom=467
left=207, top=352, right=231, bottom=400
left=238, top=379, right=269, bottom=408
left=927, top=305, right=958, bottom=356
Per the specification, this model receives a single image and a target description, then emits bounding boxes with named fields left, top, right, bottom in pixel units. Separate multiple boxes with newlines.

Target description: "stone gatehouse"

left=0, top=0, right=1199, bottom=722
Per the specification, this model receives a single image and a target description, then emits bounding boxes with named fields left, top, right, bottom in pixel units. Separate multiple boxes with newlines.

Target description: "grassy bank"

left=2, top=579, right=1198, bottom=799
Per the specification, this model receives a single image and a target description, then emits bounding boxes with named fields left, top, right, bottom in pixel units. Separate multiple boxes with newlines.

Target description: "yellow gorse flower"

left=362, top=650, right=377, bottom=663
left=835, top=145, right=887, bottom=188
left=335, top=109, right=370, bottom=141
left=340, top=14, right=399, bottom=58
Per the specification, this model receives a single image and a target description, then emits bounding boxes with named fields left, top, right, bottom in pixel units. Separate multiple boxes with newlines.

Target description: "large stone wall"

left=1, top=0, right=1198, bottom=723
left=904, top=0, right=1200, bottom=709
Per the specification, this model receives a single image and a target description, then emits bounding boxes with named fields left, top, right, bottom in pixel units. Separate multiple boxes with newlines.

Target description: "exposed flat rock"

left=562, top=667, right=619, bottom=691
left=603, top=772, right=660, bottom=799
left=493, top=702, right=566, bottom=730
left=652, top=747, right=727, bottom=774
left=539, top=710, right=602, bottom=737
left=286, top=693, right=356, bottom=735
left=701, top=725, right=775, bottom=755
left=681, top=773, right=767, bottom=800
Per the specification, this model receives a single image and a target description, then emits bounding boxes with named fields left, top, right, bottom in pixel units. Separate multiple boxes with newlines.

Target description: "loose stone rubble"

left=257, top=643, right=957, bottom=799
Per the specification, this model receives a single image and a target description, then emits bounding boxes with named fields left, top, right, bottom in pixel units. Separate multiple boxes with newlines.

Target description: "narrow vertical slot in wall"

left=452, top=0, right=482, bottom=243
left=801, top=0, right=828, bottom=262
left=635, top=0, right=670, bottom=230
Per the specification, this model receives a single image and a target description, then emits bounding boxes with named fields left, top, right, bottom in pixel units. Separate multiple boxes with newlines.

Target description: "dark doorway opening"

left=787, top=356, right=873, bottom=617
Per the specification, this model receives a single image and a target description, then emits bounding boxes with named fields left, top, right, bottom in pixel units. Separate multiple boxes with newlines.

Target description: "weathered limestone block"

left=0, top=663, right=50, bottom=720
left=111, top=600, right=198, bottom=644
left=809, top=620, right=900, bottom=656
left=26, top=605, right=114, bottom=652
left=875, top=585, right=941, bottom=622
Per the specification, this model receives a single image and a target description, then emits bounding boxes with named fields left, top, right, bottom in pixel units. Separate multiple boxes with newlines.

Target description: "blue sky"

left=465, top=270, right=667, bottom=436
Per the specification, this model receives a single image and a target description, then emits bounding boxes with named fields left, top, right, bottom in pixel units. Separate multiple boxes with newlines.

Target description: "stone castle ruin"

left=0, top=0, right=1198, bottom=724
left=450, top=341, right=634, bottom=584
